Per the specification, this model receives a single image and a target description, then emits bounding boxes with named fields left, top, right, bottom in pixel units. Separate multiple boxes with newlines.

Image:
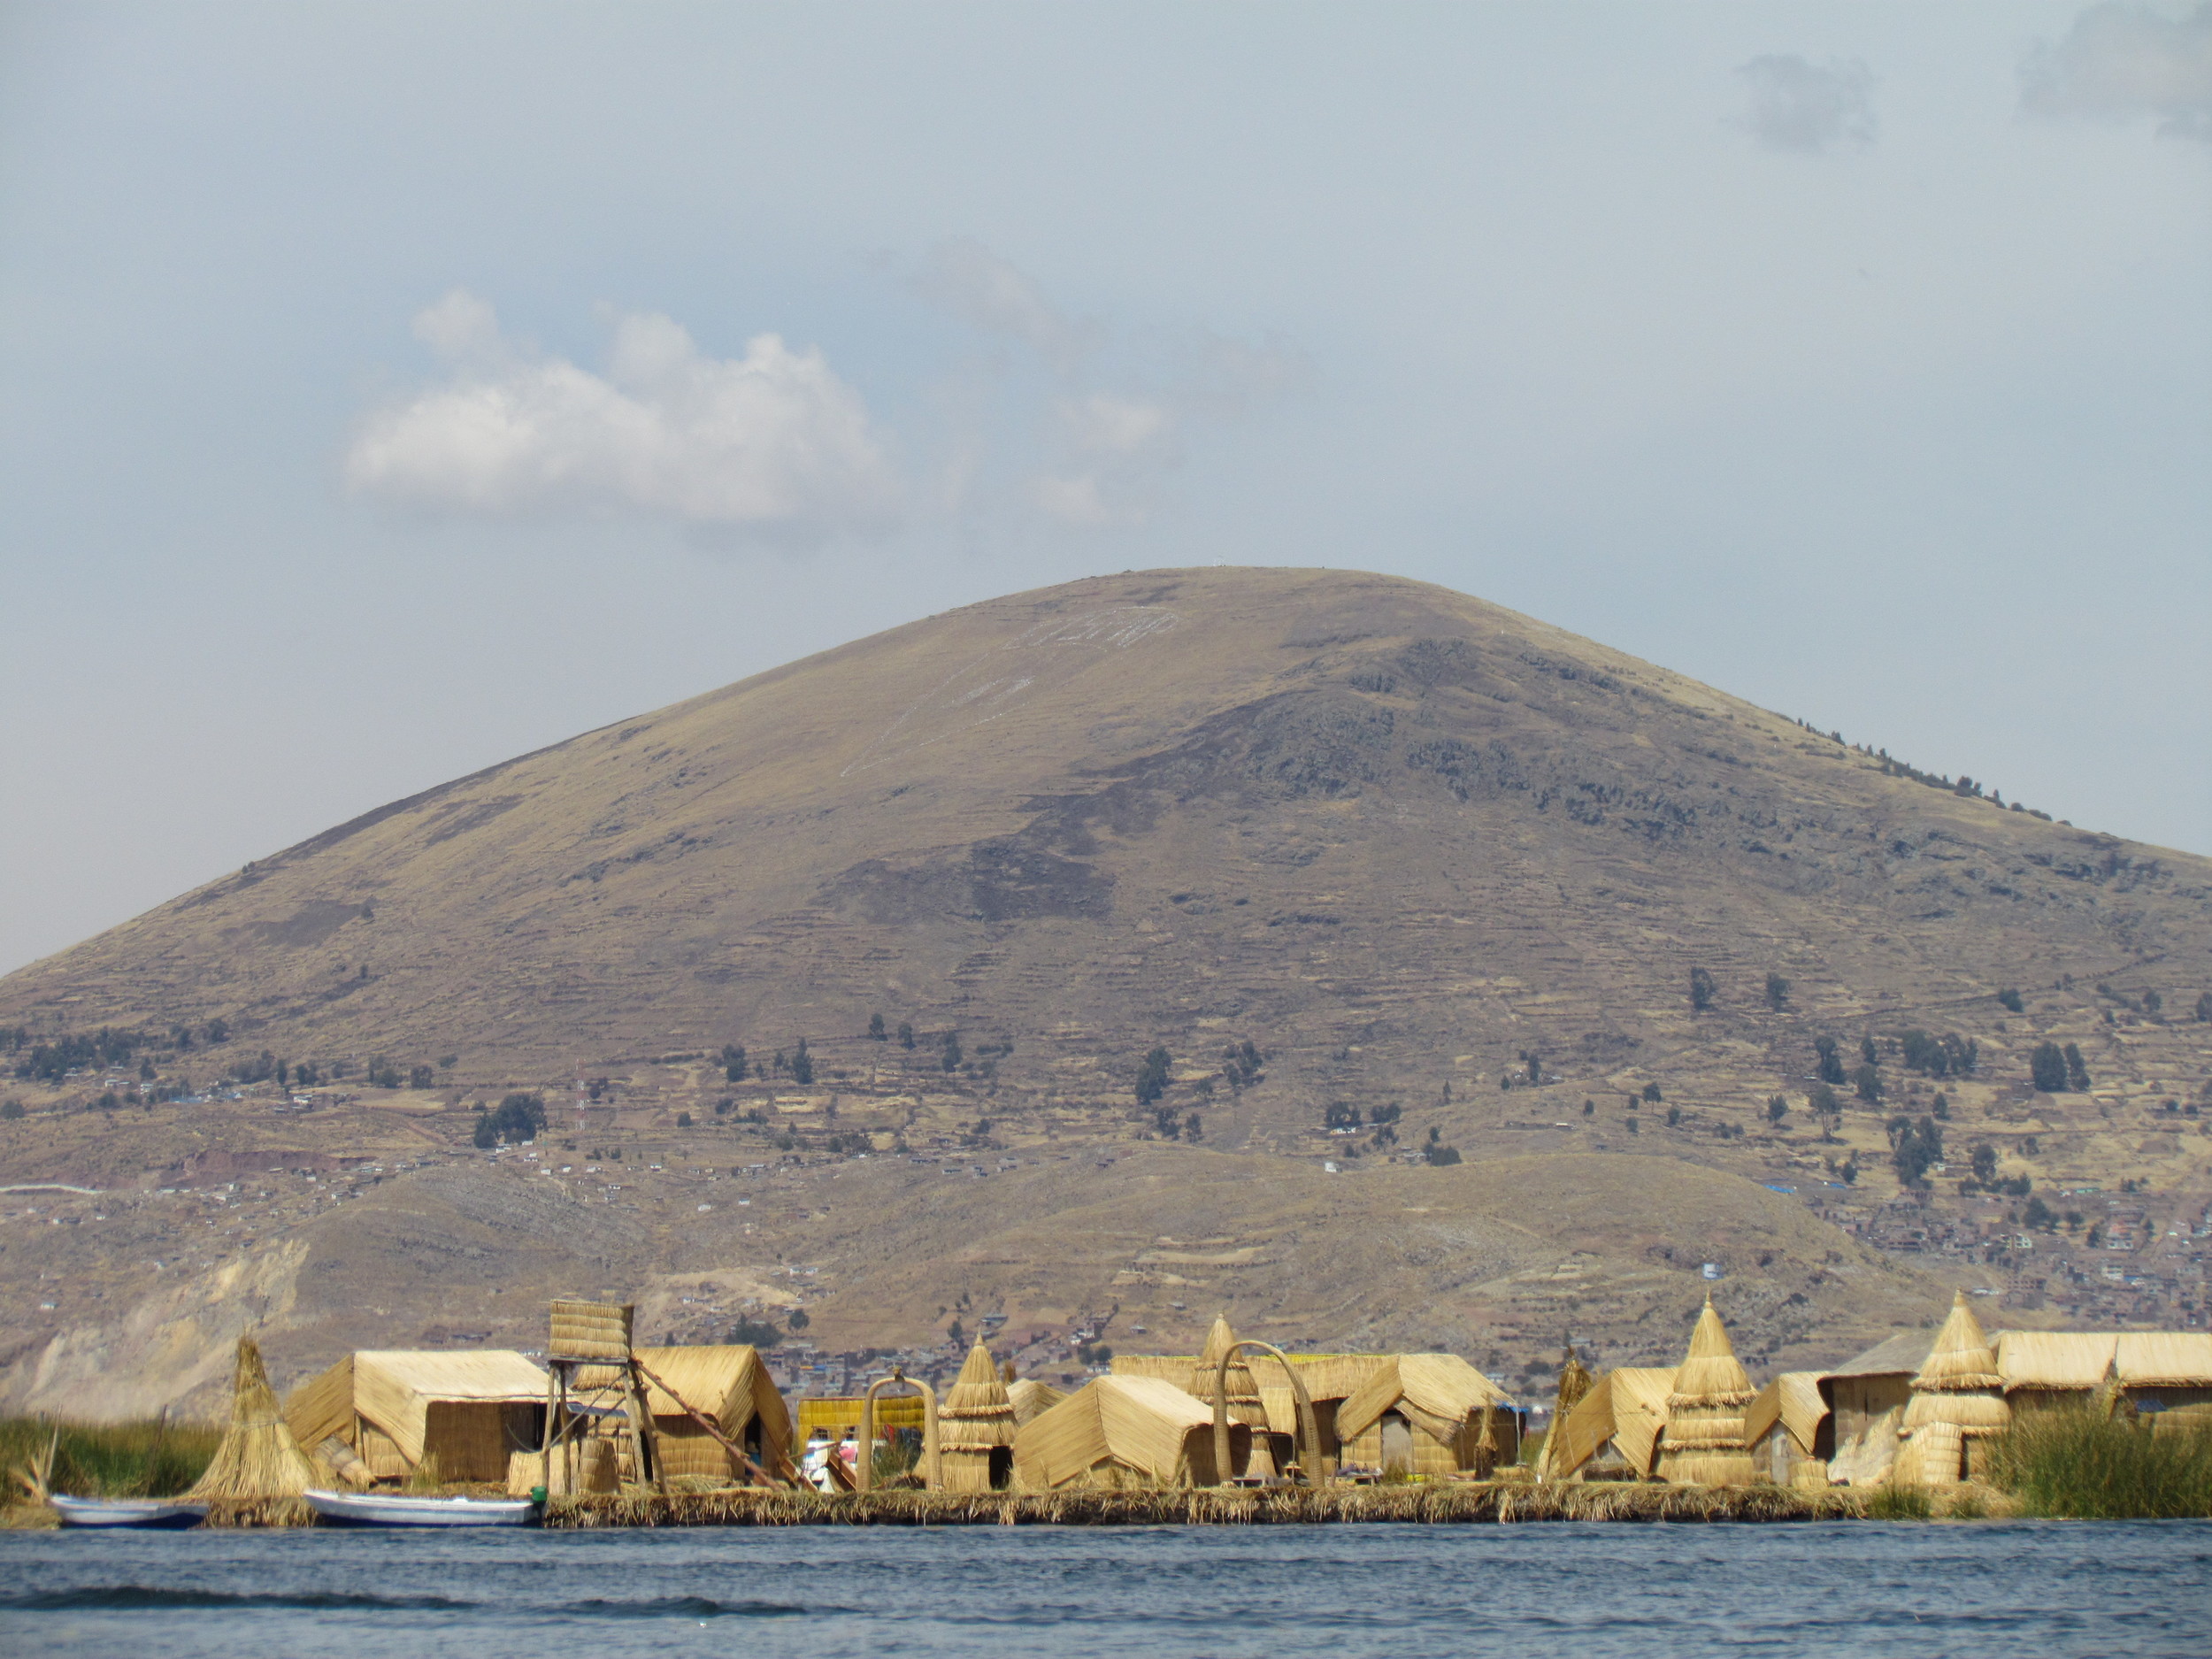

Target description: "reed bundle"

left=538, top=1480, right=1860, bottom=1528
left=187, top=1337, right=323, bottom=1501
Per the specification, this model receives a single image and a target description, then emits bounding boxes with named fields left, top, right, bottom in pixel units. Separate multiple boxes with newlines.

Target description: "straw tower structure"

left=1191, top=1314, right=1272, bottom=1477
left=938, top=1342, right=1018, bottom=1492
left=187, top=1335, right=324, bottom=1500
left=1894, top=1290, right=2009, bottom=1486
left=1657, top=1297, right=1756, bottom=1486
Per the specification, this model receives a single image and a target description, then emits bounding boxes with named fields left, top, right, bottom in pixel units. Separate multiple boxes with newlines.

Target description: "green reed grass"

left=1866, top=1482, right=1934, bottom=1520
left=0, top=1416, right=220, bottom=1499
left=1985, top=1407, right=2212, bottom=1520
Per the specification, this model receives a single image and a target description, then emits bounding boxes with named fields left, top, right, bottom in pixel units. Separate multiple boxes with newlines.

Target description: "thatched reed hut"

left=940, top=1342, right=1018, bottom=1491
left=188, top=1335, right=323, bottom=1500
left=1007, top=1377, right=1065, bottom=1427
left=635, top=1345, right=791, bottom=1480
left=1543, top=1366, right=1676, bottom=1480
left=1656, top=1298, right=1756, bottom=1486
left=1012, top=1375, right=1246, bottom=1490
left=1818, top=1327, right=1932, bottom=1486
left=1333, top=1354, right=1517, bottom=1478
left=1893, top=1293, right=2008, bottom=1486
left=1996, top=1331, right=2212, bottom=1415
left=1743, top=1372, right=1829, bottom=1490
left=285, top=1349, right=548, bottom=1484
left=796, top=1392, right=926, bottom=1448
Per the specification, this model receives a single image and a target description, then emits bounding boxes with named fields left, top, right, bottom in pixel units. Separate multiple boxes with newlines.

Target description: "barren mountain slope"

left=4, top=566, right=2208, bottom=1417
left=7, top=565, right=2207, bottom=1086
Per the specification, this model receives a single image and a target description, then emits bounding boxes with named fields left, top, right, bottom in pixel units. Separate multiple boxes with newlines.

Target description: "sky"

left=2, top=1, right=2208, bottom=978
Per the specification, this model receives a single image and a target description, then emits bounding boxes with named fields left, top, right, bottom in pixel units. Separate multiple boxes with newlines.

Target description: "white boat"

left=303, top=1488, right=541, bottom=1528
left=50, top=1494, right=208, bottom=1529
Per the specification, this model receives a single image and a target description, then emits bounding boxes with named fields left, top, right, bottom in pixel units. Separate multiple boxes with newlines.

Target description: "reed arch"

left=856, top=1368, right=941, bottom=1492
left=1211, top=1340, right=1322, bottom=1487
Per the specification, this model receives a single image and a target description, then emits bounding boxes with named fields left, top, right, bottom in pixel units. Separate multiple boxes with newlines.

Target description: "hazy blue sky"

left=3, top=2, right=2208, bottom=976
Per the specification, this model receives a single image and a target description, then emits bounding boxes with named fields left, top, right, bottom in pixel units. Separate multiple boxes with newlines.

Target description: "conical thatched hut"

left=1893, top=1292, right=2008, bottom=1486
left=1007, top=1377, right=1065, bottom=1427
left=939, top=1342, right=1018, bottom=1491
left=1012, top=1375, right=1246, bottom=1490
left=188, top=1335, right=323, bottom=1500
left=1657, top=1297, right=1756, bottom=1486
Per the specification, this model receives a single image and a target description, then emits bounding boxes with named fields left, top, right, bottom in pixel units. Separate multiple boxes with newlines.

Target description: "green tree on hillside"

left=867, top=1013, right=887, bottom=1041
left=1998, top=988, right=2024, bottom=1013
left=1133, top=1047, right=1171, bottom=1106
left=1765, top=972, right=1791, bottom=1012
left=791, top=1039, right=814, bottom=1087
left=1690, top=967, right=1716, bottom=1012
left=2063, top=1043, right=2092, bottom=1092
left=1814, top=1036, right=1846, bottom=1086
left=2031, top=1041, right=2068, bottom=1093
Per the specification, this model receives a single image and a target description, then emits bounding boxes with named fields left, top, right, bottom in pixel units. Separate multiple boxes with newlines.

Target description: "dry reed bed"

left=545, top=1483, right=1864, bottom=1528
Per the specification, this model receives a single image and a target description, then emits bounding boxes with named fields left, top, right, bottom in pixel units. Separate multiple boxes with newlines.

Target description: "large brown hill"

left=4, top=566, right=2208, bottom=1416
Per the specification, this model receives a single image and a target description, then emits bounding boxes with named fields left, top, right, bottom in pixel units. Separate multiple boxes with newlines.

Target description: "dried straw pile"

left=1657, top=1297, right=1756, bottom=1486
left=939, top=1342, right=1018, bottom=1492
left=187, top=1336, right=323, bottom=1501
left=1894, top=1291, right=2008, bottom=1486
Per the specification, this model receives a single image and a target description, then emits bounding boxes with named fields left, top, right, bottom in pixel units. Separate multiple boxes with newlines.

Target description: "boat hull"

left=303, top=1489, right=540, bottom=1527
left=50, top=1495, right=208, bottom=1529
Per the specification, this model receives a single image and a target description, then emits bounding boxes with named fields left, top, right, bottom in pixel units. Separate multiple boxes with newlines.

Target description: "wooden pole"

left=629, top=1356, right=786, bottom=1486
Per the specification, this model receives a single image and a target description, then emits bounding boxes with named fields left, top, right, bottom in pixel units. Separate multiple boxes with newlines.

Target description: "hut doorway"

left=1379, top=1412, right=1415, bottom=1477
left=989, top=1446, right=1013, bottom=1490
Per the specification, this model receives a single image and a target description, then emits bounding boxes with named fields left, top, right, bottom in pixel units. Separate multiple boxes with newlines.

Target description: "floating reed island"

left=13, top=1294, right=2212, bottom=1525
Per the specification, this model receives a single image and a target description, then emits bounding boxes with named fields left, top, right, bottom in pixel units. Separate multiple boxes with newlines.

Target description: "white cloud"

left=1733, top=55, right=1878, bottom=153
left=914, top=242, right=1302, bottom=531
left=915, top=238, right=1098, bottom=373
left=2024, top=3, right=2212, bottom=142
left=346, top=291, right=901, bottom=538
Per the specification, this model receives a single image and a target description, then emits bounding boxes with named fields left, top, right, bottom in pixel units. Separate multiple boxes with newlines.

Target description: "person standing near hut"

left=1894, top=1291, right=2009, bottom=1486
left=939, top=1341, right=1018, bottom=1491
left=1657, top=1296, right=1756, bottom=1486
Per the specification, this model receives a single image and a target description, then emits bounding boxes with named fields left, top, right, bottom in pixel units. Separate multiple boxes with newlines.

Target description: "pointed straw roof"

left=1912, top=1292, right=2004, bottom=1392
left=1191, top=1314, right=1267, bottom=1428
left=1660, top=1300, right=1755, bottom=1485
left=940, top=1342, right=1018, bottom=1451
left=188, top=1335, right=322, bottom=1500
left=1667, top=1296, right=1755, bottom=1409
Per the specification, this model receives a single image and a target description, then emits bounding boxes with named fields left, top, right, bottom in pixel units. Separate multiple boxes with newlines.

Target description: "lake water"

left=3, top=1521, right=2208, bottom=1658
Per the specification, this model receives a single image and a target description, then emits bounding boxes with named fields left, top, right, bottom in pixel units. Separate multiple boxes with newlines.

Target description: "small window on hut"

left=989, top=1446, right=1013, bottom=1490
